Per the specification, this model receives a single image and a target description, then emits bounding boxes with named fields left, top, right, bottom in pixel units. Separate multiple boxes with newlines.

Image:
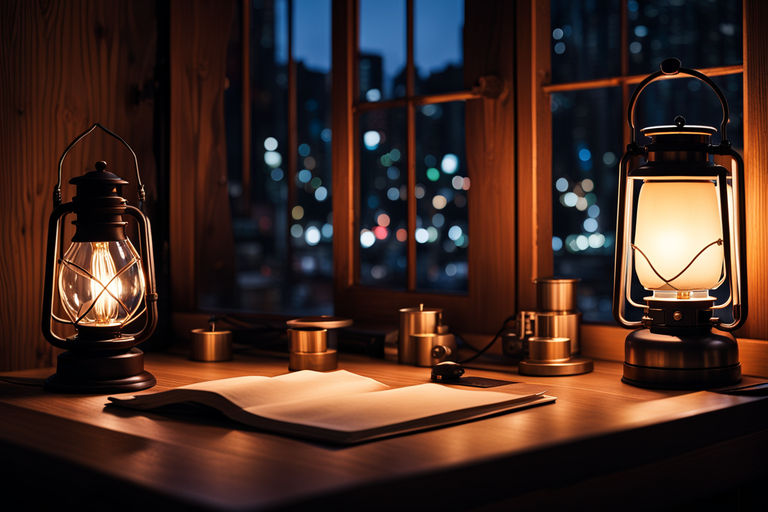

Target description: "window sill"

left=171, top=312, right=768, bottom=378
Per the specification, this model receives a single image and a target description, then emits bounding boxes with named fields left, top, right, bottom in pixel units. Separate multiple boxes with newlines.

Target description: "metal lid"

left=641, top=115, right=716, bottom=141
left=286, top=315, right=353, bottom=329
left=534, top=277, right=580, bottom=284
left=641, top=124, right=717, bottom=137
left=69, top=161, right=129, bottom=186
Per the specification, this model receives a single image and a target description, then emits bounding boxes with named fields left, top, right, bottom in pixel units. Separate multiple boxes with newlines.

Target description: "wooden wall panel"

left=169, top=0, right=236, bottom=312
left=741, top=0, right=768, bottom=340
left=0, top=0, right=157, bottom=371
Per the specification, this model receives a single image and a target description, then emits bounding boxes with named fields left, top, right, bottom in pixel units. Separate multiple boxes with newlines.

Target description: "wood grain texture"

left=741, top=0, right=768, bottom=340
left=515, top=0, right=553, bottom=310
left=0, top=0, right=157, bottom=371
left=169, top=0, right=236, bottom=311
left=331, top=0, right=357, bottom=293
left=1, top=352, right=767, bottom=510
left=463, top=0, right=518, bottom=329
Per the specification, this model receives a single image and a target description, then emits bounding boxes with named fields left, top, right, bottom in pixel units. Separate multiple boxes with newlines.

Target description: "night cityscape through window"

left=205, top=0, right=468, bottom=315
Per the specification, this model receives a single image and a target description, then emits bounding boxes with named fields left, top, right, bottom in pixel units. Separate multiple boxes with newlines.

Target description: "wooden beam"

left=169, top=0, right=236, bottom=312
left=542, top=65, right=744, bottom=94
left=331, top=0, right=357, bottom=292
left=741, top=0, right=768, bottom=340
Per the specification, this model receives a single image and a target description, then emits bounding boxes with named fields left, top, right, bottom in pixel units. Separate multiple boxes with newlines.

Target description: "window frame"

left=168, top=0, right=768, bottom=372
left=332, top=0, right=524, bottom=333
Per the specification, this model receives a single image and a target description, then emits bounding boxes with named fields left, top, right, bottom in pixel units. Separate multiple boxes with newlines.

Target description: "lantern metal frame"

left=41, top=123, right=158, bottom=393
left=612, top=59, right=748, bottom=389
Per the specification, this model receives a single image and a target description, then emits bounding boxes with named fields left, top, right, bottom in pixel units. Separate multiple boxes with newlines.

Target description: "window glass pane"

left=628, top=0, right=742, bottom=75
left=359, top=108, right=408, bottom=287
left=550, top=0, right=620, bottom=84
left=414, top=0, right=464, bottom=95
left=359, top=0, right=406, bottom=101
left=633, top=74, right=743, bottom=150
left=415, top=101, right=468, bottom=291
left=207, top=0, right=332, bottom=314
left=291, top=0, right=333, bottom=312
left=551, top=88, right=622, bottom=323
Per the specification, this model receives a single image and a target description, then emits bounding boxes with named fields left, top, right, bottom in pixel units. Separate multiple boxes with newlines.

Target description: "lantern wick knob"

left=95, top=160, right=107, bottom=172
left=674, top=115, right=686, bottom=128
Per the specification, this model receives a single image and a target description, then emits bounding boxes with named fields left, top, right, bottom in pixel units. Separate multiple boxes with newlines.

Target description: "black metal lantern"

left=42, top=124, right=158, bottom=393
left=613, top=59, right=747, bottom=389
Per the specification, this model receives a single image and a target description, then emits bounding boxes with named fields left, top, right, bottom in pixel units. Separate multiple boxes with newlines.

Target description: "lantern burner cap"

left=69, top=161, right=129, bottom=186
left=641, top=123, right=717, bottom=138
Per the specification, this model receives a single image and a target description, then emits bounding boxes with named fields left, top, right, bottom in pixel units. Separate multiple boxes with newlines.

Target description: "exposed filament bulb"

left=90, top=242, right=122, bottom=324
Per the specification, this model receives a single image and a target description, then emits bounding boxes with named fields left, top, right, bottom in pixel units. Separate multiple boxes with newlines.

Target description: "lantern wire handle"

left=55, top=123, right=146, bottom=210
left=626, top=58, right=730, bottom=147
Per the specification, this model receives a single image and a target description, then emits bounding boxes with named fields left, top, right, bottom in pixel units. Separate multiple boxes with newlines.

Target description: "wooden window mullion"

left=620, top=0, right=630, bottom=146
left=242, top=0, right=252, bottom=214
left=406, top=0, right=417, bottom=290
left=286, top=0, right=298, bottom=284
left=542, top=65, right=743, bottom=93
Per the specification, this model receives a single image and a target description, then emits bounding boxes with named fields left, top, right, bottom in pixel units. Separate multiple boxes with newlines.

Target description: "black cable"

left=209, top=314, right=284, bottom=334
left=207, top=314, right=289, bottom=353
left=454, top=315, right=517, bottom=365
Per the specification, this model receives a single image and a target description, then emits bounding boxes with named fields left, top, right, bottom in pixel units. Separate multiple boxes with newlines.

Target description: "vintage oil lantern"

left=613, top=59, right=747, bottom=389
left=42, top=123, right=158, bottom=393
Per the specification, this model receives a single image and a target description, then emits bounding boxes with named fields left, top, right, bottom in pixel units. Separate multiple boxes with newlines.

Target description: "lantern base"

left=622, top=328, right=741, bottom=390
left=44, top=347, right=156, bottom=394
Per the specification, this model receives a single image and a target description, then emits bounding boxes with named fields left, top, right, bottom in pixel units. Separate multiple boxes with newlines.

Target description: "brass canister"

left=288, top=327, right=337, bottom=371
left=535, top=278, right=579, bottom=312
left=527, top=337, right=571, bottom=362
left=534, top=311, right=581, bottom=355
left=398, top=305, right=442, bottom=365
left=190, top=328, right=233, bottom=362
left=288, top=327, right=327, bottom=352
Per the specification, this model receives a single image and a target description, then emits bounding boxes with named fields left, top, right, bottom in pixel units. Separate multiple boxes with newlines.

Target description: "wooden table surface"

left=1, top=351, right=767, bottom=511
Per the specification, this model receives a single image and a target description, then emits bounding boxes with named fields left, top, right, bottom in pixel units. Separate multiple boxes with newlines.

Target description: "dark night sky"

left=280, top=0, right=463, bottom=81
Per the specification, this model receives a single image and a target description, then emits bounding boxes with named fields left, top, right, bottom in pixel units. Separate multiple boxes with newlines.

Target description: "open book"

left=108, top=370, right=555, bottom=444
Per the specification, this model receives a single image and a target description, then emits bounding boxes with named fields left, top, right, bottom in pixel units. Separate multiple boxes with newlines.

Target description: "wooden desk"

left=1, top=352, right=767, bottom=511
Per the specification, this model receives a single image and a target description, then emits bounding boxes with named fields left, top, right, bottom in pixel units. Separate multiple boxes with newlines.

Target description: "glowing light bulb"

left=90, top=242, right=122, bottom=324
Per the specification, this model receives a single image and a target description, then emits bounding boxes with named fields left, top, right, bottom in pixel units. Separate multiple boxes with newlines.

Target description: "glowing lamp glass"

left=57, top=240, right=146, bottom=327
left=633, top=180, right=723, bottom=293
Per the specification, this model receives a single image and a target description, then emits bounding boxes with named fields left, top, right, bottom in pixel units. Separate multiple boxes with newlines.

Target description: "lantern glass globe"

left=57, top=240, right=146, bottom=327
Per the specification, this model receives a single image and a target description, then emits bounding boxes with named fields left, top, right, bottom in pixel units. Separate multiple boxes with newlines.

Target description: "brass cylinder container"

left=398, top=306, right=442, bottom=365
left=289, top=350, right=338, bottom=371
left=190, top=329, right=233, bottom=362
left=534, top=311, right=581, bottom=355
left=288, top=327, right=327, bottom=353
left=288, top=327, right=337, bottom=371
left=527, top=337, right=571, bottom=362
left=535, top=278, right=579, bottom=312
